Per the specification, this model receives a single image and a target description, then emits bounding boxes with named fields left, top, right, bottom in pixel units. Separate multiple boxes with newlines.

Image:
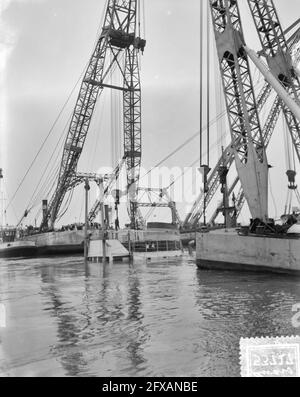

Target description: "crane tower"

left=41, top=0, right=145, bottom=230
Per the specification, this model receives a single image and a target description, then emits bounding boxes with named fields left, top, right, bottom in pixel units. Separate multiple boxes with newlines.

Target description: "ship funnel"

left=42, top=200, right=48, bottom=229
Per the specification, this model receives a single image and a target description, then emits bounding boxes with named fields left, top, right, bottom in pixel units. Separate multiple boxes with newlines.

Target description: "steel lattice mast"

left=208, top=0, right=269, bottom=222
left=247, top=0, right=300, bottom=163
left=41, top=0, right=145, bottom=230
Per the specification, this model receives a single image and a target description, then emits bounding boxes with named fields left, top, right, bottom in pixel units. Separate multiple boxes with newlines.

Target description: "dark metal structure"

left=183, top=1, right=300, bottom=229
left=41, top=0, right=145, bottom=230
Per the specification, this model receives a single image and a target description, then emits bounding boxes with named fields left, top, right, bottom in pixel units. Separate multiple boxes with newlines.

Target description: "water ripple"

left=0, top=256, right=300, bottom=376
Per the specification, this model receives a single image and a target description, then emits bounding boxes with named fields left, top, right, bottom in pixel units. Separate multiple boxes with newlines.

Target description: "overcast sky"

left=1, top=0, right=300, bottom=227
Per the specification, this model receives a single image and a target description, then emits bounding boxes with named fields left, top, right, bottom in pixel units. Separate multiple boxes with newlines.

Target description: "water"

left=0, top=254, right=300, bottom=377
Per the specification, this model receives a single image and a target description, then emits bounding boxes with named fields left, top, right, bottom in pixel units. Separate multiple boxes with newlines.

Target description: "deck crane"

left=40, top=0, right=145, bottom=231
left=183, top=8, right=300, bottom=230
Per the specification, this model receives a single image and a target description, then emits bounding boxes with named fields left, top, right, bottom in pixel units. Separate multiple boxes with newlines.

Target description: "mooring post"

left=99, top=178, right=107, bottom=264
left=84, top=178, right=90, bottom=263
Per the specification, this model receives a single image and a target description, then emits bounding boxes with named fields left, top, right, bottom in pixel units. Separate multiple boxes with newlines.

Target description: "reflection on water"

left=0, top=255, right=300, bottom=377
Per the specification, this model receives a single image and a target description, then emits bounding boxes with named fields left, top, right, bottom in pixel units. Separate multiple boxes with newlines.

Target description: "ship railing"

left=129, top=240, right=182, bottom=253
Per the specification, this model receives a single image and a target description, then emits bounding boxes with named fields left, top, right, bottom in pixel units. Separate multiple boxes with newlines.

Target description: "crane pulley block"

left=134, top=38, right=146, bottom=53
left=108, top=29, right=135, bottom=48
left=286, top=170, right=298, bottom=190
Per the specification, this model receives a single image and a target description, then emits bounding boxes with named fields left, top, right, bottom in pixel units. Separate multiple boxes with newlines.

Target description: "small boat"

left=196, top=224, right=300, bottom=274
left=0, top=228, right=37, bottom=258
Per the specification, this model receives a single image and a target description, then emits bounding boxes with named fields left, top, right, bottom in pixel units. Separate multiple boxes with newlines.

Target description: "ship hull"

left=196, top=229, right=300, bottom=275
left=23, top=230, right=88, bottom=256
left=0, top=242, right=37, bottom=258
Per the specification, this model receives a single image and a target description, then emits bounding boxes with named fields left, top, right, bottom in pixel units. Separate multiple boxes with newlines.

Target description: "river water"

left=0, top=254, right=300, bottom=377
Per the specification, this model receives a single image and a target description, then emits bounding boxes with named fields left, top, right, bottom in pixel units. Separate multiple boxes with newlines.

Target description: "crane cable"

left=206, top=0, right=210, bottom=167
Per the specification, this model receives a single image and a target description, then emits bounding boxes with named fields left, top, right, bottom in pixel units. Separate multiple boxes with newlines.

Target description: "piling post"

left=84, top=178, right=90, bottom=263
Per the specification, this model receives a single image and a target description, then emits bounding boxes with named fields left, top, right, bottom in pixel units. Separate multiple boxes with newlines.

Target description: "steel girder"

left=210, top=0, right=265, bottom=164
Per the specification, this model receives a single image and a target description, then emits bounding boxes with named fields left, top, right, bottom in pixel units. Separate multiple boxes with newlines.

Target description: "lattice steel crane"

left=41, top=0, right=145, bottom=230
left=183, top=3, right=300, bottom=229
left=183, top=81, right=273, bottom=229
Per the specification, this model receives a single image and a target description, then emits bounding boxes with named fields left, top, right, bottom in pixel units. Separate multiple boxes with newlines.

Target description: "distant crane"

left=41, top=0, right=145, bottom=230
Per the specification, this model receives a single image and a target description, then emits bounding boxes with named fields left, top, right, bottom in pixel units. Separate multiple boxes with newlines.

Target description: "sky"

left=0, top=0, right=300, bottom=228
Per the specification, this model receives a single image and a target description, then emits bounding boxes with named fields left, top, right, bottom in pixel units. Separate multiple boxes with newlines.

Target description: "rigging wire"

left=25, top=114, right=71, bottom=213
left=206, top=0, right=210, bottom=167
left=6, top=63, right=90, bottom=213
left=200, top=0, right=203, bottom=166
left=139, top=107, right=228, bottom=182
left=164, top=157, right=201, bottom=191
left=269, top=172, right=278, bottom=219
left=57, top=188, right=74, bottom=223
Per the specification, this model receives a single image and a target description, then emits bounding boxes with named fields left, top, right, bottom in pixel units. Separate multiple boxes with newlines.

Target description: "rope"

left=206, top=1, right=210, bottom=167
left=139, top=108, right=228, bottom=182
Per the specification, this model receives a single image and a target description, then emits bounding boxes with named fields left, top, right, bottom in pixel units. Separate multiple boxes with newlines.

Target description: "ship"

left=22, top=227, right=89, bottom=256
left=21, top=220, right=183, bottom=261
